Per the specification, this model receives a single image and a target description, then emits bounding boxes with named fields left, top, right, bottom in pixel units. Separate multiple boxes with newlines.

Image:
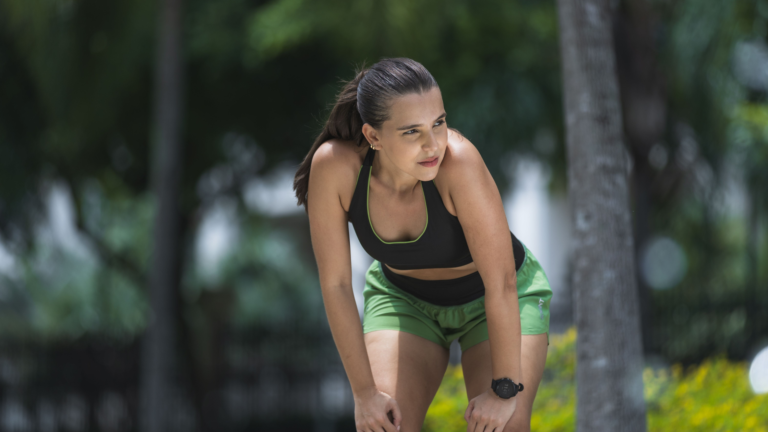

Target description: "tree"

left=138, top=0, right=186, bottom=431
left=556, top=0, right=647, bottom=430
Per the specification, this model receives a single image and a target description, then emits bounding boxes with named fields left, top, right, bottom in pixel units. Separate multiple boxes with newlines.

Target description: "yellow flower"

left=745, top=416, right=758, bottom=428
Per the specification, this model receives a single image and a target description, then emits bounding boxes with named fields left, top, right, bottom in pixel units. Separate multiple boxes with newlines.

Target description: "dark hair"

left=293, top=57, right=463, bottom=212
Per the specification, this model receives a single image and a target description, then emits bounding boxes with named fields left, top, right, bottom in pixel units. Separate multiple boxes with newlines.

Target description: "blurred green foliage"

left=423, top=327, right=768, bottom=432
left=0, top=0, right=765, bottom=366
left=646, top=0, right=768, bottom=362
left=0, top=1, right=765, bottom=430
left=0, top=0, right=564, bottom=352
left=0, top=0, right=565, bottom=215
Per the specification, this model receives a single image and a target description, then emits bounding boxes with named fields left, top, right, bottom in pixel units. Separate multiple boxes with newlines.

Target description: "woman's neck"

left=371, top=150, right=421, bottom=196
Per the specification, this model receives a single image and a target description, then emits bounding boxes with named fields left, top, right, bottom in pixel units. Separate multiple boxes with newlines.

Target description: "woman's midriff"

left=382, top=232, right=526, bottom=281
left=378, top=237, right=526, bottom=306
left=384, top=261, right=478, bottom=280
left=379, top=261, right=487, bottom=306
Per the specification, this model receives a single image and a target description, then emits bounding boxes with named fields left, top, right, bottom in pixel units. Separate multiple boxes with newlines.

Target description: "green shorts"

left=362, top=242, right=552, bottom=352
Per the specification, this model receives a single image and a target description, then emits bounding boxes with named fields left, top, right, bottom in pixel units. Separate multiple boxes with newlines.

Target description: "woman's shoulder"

left=431, top=129, right=487, bottom=217
left=313, top=138, right=367, bottom=171
left=311, top=138, right=368, bottom=212
left=437, top=129, right=486, bottom=181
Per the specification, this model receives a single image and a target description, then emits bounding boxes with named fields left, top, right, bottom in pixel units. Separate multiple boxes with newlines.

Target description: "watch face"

left=494, top=379, right=515, bottom=398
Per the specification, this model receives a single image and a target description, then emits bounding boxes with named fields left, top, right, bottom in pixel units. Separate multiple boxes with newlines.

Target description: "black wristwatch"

left=491, top=377, right=524, bottom=399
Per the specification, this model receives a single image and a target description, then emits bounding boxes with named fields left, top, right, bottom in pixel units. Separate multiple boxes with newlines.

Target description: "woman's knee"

left=363, top=330, right=449, bottom=429
left=502, top=403, right=532, bottom=432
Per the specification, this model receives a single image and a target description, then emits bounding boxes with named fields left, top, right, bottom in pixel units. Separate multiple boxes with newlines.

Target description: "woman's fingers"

left=465, top=397, right=478, bottom=431
left=464, top=398, right=475, bottom=423
left=469, top=408, right=495, bottom=432
left=379, top=414, right=398, bottom=432
left=387, top=398, right=402, bottom=430
left=355, top=390, right=401, bottom=432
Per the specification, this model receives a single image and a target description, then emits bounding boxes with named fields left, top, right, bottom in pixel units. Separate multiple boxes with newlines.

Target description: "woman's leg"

left=460, top=333, right=549, bottom=432
left=364, top=330, right=450, bottom=432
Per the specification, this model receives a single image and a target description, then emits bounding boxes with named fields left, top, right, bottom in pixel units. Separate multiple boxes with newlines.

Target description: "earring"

left=370, top=143, right=375, bottom=150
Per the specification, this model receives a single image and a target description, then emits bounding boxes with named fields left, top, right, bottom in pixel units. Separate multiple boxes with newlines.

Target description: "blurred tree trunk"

left=613, top=0, right=668, bottom=357
left=139, top=0, right=185, bottom=431
left=556, top=0, right=648, bottom=431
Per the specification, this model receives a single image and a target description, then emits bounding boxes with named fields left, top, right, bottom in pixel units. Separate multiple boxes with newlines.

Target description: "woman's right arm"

left=307, top=143, right=377, bottom=396
left=307, top=143, right=401, bottom=432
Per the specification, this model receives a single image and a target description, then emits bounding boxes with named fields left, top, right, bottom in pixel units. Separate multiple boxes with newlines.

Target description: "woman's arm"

left=442, top=137, right=522, bottom=385
left=307, top=143, right=377, bottom=396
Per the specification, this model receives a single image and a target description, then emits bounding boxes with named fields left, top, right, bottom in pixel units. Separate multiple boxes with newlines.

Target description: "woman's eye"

left=404, top=120, right=444, bottom=135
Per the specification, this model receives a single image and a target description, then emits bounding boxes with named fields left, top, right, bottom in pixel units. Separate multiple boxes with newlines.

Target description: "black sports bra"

left=348, top=147, right=525, bottom=271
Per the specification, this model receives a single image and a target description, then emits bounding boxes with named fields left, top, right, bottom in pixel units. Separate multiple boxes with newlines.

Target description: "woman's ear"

left=362, top=123, right=381, bottom=148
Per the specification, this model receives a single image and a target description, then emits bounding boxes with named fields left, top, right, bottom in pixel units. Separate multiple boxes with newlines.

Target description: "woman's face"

left=363, top=87, right=448, bottom=181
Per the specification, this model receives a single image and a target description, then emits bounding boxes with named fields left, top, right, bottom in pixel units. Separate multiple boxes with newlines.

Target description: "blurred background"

left=0, top=0, right=766, bottom=431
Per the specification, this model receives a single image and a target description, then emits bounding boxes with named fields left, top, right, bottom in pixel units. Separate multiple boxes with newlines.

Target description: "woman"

left=293, top=58, right=553, bottom=432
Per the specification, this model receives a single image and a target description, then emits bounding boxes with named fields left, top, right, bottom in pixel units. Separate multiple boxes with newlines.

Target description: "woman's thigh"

left=461, top=333, right=549, bottom=432
left=364, top=329, right=450, bottom=432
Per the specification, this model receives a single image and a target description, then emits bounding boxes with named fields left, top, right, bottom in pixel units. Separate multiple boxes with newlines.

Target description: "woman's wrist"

left=486, top=386, right=519, bottom=402
left=352, top=384, right=379, bottom=400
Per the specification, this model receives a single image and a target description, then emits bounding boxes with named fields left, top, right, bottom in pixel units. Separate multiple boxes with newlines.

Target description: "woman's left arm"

left=444, top=140, right=521, bottom=384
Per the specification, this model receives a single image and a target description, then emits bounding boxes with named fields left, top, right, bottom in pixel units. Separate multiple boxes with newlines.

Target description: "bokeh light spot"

left=749, top=346, right=768, bottom=394
left=640, top=236, right=688, bottom=290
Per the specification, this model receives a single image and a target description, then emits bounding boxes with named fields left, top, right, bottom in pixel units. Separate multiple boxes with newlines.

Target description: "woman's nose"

left=424, top=133, right=439, bottom=152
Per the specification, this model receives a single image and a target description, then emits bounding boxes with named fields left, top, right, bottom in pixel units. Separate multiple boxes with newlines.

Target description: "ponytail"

left=294, top=57, right=448, bottom=213
left=293, top=65, right=369, bottom=212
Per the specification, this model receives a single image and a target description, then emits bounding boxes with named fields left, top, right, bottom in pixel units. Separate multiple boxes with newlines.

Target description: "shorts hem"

left=459, top=336, right=486, bottom=352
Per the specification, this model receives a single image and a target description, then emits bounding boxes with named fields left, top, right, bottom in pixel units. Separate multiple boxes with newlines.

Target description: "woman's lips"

left=418, top=156, right=439, bottom=167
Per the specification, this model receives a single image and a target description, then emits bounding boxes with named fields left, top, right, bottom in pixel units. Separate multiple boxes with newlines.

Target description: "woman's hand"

left=464, top=388, right=517, bottom=432
left=353, top=387, right=402, bottom=432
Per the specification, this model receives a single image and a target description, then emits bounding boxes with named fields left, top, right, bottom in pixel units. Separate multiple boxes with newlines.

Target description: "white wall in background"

left=504, top=155, right=571, bottom=333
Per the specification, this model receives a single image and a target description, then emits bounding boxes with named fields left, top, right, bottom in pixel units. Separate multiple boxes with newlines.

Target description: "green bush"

left=423, top=327, right=768, bottom=431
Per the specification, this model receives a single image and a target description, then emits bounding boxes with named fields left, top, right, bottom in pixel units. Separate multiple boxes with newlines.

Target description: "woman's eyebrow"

left=396, top=112, right=447, bottom=130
